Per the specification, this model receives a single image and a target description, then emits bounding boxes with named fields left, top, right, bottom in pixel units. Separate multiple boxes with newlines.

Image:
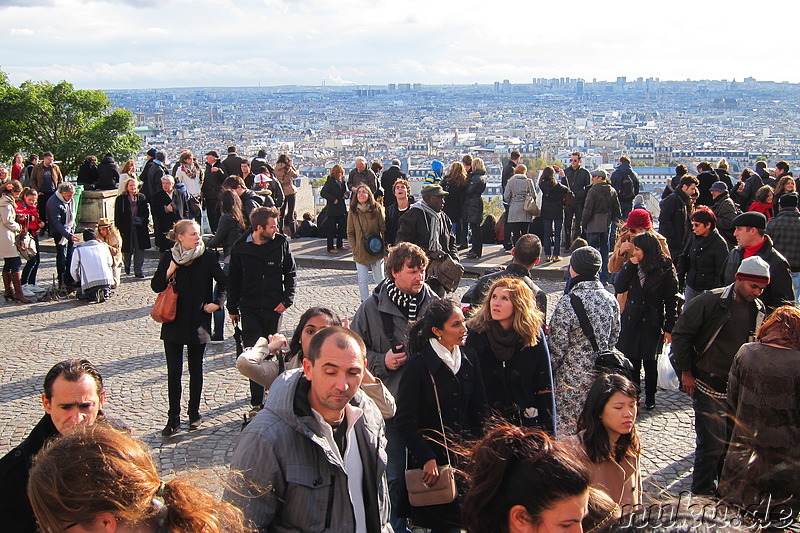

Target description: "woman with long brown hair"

left=442, top=161, right=468, bottom=249
left=347, top=184, right=386, bottom=301
left=0, top=180, right=28, bottom=302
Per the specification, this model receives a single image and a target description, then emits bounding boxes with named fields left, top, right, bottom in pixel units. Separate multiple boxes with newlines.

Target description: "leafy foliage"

left=0, top=72, right=141, bottom=176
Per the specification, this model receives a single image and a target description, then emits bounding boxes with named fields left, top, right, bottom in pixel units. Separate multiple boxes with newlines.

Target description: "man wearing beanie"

left=671, top=255, right=769, bottom=495
left=722, top=211, right=794, bottom=313
left=766, top=192, right=800, bottom=304
left=548, top=246, right=620, bottom=434
left=709, top=180, right=741, bottom=249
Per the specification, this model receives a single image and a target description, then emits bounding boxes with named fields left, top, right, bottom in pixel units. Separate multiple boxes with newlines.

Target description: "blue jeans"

left=385, top=419, right=410, bottom=533
left=543, top=218, right=563, bottom=257
left=55, top=240, right=74, bottom=287
left=356, top=259, right=384, bottom=302
left=691, top=387, right=732, bottom=495
left=21, top=235, right=40, bottom=285
left=586, top=228, right=610, bottom=283
left=792, top=272, right=800, bottom=305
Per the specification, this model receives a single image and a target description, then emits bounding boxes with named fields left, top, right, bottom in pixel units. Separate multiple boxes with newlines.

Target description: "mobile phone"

left=392, top=345, right=405, bottom=354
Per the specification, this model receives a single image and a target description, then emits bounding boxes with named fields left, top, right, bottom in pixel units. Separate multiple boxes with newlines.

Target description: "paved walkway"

left=0, top=254, right=694, bottom=499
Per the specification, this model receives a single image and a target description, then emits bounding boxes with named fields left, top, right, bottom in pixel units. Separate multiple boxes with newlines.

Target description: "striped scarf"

left=385, top=278, right=420, bottom=321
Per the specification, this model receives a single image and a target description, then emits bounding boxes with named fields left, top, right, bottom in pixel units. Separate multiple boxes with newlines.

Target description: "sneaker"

left=553, top=256, right=563, bottom=262
left=29, top=284, right=46, bottom=293
left=248, top=405, right=263, bottom=419
left=22, top=285, right=35, bottom=297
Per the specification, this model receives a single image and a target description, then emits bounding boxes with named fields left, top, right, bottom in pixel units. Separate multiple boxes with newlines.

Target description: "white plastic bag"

left=657, top=342, right=679, bottom=390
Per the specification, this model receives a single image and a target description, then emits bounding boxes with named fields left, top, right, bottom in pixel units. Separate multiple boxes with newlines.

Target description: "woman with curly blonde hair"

left=466, top=277, right=556, bottom=431
left=28, top=424, right=247, bottom=533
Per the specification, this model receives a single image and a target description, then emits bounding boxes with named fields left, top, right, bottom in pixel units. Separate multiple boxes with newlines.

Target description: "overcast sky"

left=2, top=0, right=798, bottom=89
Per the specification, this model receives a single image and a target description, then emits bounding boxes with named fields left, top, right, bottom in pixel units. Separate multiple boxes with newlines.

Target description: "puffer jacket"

left=582, top=181, right=621, bottom=233
left=678, top=229, right=729, bottom=291
left=227, top=370, right=391, bottom=533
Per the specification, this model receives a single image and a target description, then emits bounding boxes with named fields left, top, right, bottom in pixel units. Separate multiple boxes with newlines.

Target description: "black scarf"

left=486, top=321, right=521, bottom=362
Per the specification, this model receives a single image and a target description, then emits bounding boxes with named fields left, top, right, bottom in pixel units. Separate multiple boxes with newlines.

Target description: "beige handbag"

left=404, top=371, right=458, bottom=507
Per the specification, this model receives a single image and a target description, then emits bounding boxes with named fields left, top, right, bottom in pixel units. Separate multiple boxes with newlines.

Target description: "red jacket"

left=748, top=201, right=773, bottom=221
left=16, top=200, right=40, bottom=231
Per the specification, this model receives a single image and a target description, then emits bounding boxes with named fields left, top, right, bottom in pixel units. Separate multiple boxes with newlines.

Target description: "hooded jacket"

left=711, top=192, right=741, bottom=249
left=96, top=154, right=120, bottom=190
left=582, top=181, right=621, bottom=233
left=227, top=370, right=390, bottom=533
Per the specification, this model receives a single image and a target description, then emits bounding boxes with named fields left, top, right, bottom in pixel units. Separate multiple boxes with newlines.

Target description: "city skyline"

left=2, top=0, right=798, bottom=89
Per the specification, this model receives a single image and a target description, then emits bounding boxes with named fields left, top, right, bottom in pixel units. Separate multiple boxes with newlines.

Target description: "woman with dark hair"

left=565, top=374, right=642, bottom=509
left=442, top=161, right=468, bottom=250
left=17, top=187, right=44, bottom=295
left=204, top=189, right=245, bottom=341
left=719, top=305, right=800, bottom=515
left=275, top=153, right=299, bottom=234
left=347, top=184, right=386, bottom=301
left=677, top=206, right=729, bottom=304
left=115, top=177, right=150, bottom=278
left=0, top=180, right=28, bottom=302
left=466, top=277, right=555, bottom=432
left=151, top=219, right=227, bottom=436
left=539, top=166, right=571, bottom=262
left=10, top=153, right=23, bottom=182
left=320, top=163, right=348, bottom=253
left=395, top=298, right=489, bottom=532
left=235, top=306, right=395, bottom=418
left=773, top=175, right=796, bottom=216
left=28, top=424, right=247, bottom=533
left=463, top=424, right=590, bottom=533
left=748, top=184, right=774, bottom=220
left=662, top=164, right=688, bottom=200
left=613, top=231, right=679, bottom=410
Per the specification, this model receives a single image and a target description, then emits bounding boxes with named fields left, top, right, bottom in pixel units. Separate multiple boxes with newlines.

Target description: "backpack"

left=619, top=172, right=635, bottom=201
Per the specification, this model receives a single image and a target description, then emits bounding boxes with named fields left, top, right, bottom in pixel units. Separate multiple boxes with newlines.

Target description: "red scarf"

left=742, top=238, right=766, bottom=259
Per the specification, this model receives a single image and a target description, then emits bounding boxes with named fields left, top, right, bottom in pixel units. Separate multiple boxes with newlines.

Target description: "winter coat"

left=441, top=176, right=467, bottom=223
left=15, top=200, right=39, bottom=232
left=321, top=176, right=349, bottom=217
left=347, top=167, right=378, bottom=195
left=46, top=193, right=75, bottom=243
left=347, top=205, right=387, bottom=265
left=274, top=161, right=299, bottom=196
left=204, top=213, right=244, bottom=263
left=736, top=174, right=764, bottom=210
left=29, top=163, right=63, bottom=193
left=658, top=188, right=691, bottom=258
left=227, top=230, right=296, bottom=314
left=463, top=170, right=487, bottom=224
left=466, top=329, right=555, bottom=432
left=96, top=154, right=120, bottom=190
left=748, top=201, right=773, bottom=221
left=461, top=262, right=548, bottom=315
left=610, top=163, right=640, bottom=203
left=503, top=174, right=535, bottom=224
left=721, top=236, right=794, bottom=313
left=151, top=249, right=227, bottom=345
left=77, top=159, right=99, bottom=187
left=0, top=194, right=20, bottom=259
left=539, top=180, right=570, bottom=220
left=501, top=160, right=516, bottom=191
left=395, top=206, right=458, bottom=261
left=614, top=261, right=679, bottom=361
left=350, top=281, right=439, bottom=394
left=669, top=284, right=765, bottom=375
left=221, top=153, right=245, bottom=177
left=175, top=164, right=202, bottom=197
left=548, top=280, right=620, bottom=434
left=562, top=166, right=592, bottom=206
left=395, top=343, right=489, bottom=529
left=719, top=342, right=800, bottom=513
left=70, top=239, right=114, bottom=291
left=766, top=208, right=800, bottom=270
left=582, top=181, right=621, bottom=233
left=152, top=189, right=189, bottom=249
left=608, top=229, right=670, bottom=274
left=380, top=165, right=406, bottom=207
left=384, top=202, right=409, bottom=245
left=114, top=193, right=150, bottom=253
left=711, top=192, right=741, bottom=249
left=240, top=189, right=273, bottom=226
left=563, top=433, right=642, bottom=507
left=714, top=169, right=734, bottom=192
left=201, top=161, right=227, bottom=200
left=143, top=159, right=168, bottom=202
left=678, top=229, right=729, bottom=291
left=227, top=370, right=391, bottom=533
left=695, top=170, right=718, bottom=207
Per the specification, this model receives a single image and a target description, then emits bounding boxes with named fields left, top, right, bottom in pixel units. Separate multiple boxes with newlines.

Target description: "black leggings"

left=164, top=341, right=206, bottom=418
left=629, top=357, right=658, bottom=399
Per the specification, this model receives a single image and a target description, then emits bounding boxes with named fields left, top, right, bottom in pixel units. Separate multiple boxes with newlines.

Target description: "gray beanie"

left=570, top=246, right=602, bottom=277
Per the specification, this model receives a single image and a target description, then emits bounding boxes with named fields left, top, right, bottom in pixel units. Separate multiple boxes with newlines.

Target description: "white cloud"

left=9, top=28, right=34, bottom=35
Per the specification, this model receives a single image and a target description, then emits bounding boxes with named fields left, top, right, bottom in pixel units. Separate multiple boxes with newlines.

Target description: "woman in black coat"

left=320, top=163, right=348, bottom=253
left=614, top=231, right=679, bottom=410
left=539, top=167, right=571, bottom=261
left=465, top=277, right=555, bottom=432
left=441, top=162, right=468, bottom=249
left=395, top=299, right=489, bottom=532
left=114, top=177, right=150, bottom=278
left=463, top=158, right=487, bottom=258
left=151, top=220, right=227, bottom=437
left=677, top=206, right=729, bottom=305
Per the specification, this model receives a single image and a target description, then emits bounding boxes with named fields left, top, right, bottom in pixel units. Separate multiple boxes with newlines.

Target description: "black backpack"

left=568, top=293, right=634, bottom=382
left=619, top=172, right=635, bottom=201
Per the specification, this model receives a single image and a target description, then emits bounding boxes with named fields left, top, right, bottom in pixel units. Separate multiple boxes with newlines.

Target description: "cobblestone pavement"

left=0, top=256, right=693, bottom=499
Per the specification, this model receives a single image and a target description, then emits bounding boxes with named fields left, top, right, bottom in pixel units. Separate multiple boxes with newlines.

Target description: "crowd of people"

left=1, top=147, right=799, bottom=532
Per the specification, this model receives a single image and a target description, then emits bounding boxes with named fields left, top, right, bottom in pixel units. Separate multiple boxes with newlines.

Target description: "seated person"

left=69, top=229, right=114, bottom=302
left=296, top=211, right=318, bottom=237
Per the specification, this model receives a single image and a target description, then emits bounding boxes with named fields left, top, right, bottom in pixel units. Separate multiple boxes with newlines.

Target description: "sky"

left=2, top=0, right=799, bottom=89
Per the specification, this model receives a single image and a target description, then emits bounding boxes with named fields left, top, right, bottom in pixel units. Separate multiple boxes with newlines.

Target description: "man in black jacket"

left=721, top=212, right=794, bottom=313
left=380, top=159, right=406, bottom=207
left=202, top=150, right=227, bottom=232
left=562, top=151, right=592, bottom=243
left=222, top=146, right=245, bottom=177
left=659, top=175, right=698, bottom=262
left=501, top=150, right=521, bottom=250
left=0, top=359, right=115, bottom=533
left=462, top=234, right=547, bottom=315
left=670, top=259, right=768, bottom=495
left=228, top=207, right=296, bottom=416
left=610, top=155, right=640, bottom=219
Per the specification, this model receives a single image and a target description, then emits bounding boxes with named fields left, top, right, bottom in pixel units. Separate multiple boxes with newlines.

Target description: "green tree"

left=0, top=73, right=140, bottom=176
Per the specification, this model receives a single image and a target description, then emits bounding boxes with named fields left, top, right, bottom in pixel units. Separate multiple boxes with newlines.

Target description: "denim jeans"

left=21, top=235, right=40, bottom=285
left=792, top=272, right=800, bottom=305
left=55, top=239, right=74, bottom=286
left=586, top=228, right=610, bottom=283
left=356, top=259, right=384, bottom=301
left=543, top=218, right=564, bottom=257
left=691, top=387, right=732, bottom=495
left=385, top=419, right=410, bottom=533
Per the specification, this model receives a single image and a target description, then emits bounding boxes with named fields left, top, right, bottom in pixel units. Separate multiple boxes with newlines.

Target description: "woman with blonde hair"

left=320, top=163, right=348, bottom=253
left=347, top=184, right=386, bottom=301
left=466, top=277, right=555, bottom=431
left=151, top=219, right=227, bottom=436
left=274, top=153, right=299, bottom=234
left=28, top=423, right=246, bottom=533
left=115, top=177, right=150, bottom=278
left=96, top=218, right=123, bottom=288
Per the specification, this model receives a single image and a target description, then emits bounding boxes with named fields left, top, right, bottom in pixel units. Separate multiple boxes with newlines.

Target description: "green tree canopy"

left=0, top=72, right=141, bottom=176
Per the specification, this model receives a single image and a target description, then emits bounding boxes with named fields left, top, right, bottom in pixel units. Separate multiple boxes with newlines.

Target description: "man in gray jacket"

left=227, top=327, right=390, bottom=532
left=581, top=169, right=621, bottom=283
left=351, top=242, right=438, bottom=533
